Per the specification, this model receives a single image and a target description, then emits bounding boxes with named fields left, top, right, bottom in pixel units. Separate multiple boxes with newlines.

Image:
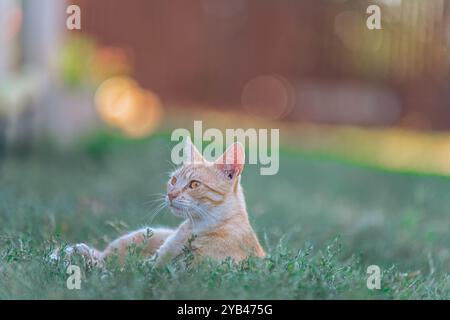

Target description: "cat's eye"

left=170, top=176, right=177, bottom=185
left=189, top=180, right=200, bottom=189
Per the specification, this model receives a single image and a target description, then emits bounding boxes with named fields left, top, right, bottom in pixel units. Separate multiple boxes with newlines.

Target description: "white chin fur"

left=170, top=206, right=186, bottom=218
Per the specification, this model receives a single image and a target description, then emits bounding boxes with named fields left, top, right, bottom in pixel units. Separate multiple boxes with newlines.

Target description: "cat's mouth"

left=168, top=202, right=187, bottom=217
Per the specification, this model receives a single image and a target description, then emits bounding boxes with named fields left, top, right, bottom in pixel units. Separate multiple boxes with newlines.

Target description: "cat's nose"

left=168, top=192, right=177, bottom=202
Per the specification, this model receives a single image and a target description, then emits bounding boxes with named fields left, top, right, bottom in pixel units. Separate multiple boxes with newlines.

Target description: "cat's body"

left=68, top=139, right=265, bottom=267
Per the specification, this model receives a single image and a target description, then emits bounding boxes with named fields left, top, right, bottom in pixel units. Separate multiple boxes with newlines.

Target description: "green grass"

left=0, top=135, right=449, bottom=299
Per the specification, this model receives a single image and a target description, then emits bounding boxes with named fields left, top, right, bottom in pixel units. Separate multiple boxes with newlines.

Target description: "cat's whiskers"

left=169, top=199, right=200, bottom=232
left=144, top=193, right=167, bottom=205
left=145, top=199, right=168, bottom=224
left=148, top=192, right=166, bottom=197
left=144, top=197, right=166, bottom=206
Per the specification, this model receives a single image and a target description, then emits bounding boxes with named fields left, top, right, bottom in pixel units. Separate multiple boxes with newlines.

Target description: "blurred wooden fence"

left=74, top=0, right=450, bottom=130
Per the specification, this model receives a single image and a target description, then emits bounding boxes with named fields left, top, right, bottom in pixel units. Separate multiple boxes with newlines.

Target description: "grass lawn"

left=0, top=134, right=449, bottom=299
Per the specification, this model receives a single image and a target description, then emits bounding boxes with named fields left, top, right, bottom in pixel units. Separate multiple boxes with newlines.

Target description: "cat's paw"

left=63, top=243, right=104, bottom=269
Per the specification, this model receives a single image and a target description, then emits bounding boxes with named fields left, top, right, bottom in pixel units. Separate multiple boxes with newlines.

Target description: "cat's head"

left=166, top=137, right=245, bottom=220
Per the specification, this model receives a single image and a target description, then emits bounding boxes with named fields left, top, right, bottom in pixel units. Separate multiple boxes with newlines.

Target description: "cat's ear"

left=214, top=142, right=245, bottom=179
left=184, top=136, right=204, bottom=164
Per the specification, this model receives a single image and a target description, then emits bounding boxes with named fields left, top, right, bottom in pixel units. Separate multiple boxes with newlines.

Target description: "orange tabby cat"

left=67, top=138, right=265, bottom=267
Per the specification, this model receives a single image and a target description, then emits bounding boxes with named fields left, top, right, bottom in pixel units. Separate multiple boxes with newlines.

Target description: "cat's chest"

left=190, top=231, right=243, bottom=255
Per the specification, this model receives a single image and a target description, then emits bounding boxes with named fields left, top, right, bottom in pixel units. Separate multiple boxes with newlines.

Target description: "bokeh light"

left=334, top=10, right=384, bottom=53
left=241, top=75, right=293, bottom=120
left=95, top=77, right=162, bottom=138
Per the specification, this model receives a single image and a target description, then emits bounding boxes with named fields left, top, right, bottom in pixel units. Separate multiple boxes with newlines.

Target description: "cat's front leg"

left=101, top=227, right=174, bottom=264
left=154, top=220, right=193, bottom=268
